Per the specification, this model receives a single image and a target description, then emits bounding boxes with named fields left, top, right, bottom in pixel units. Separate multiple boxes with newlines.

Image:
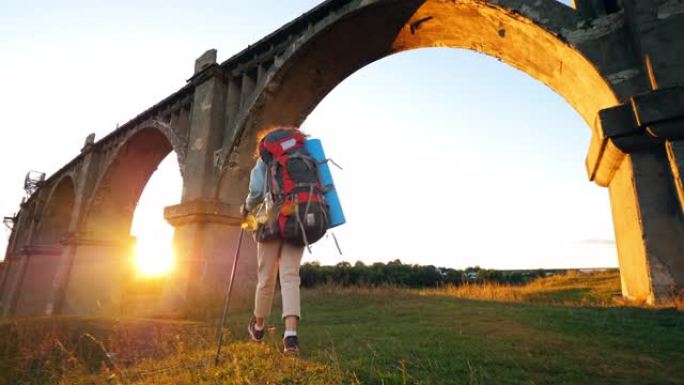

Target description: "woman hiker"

left=240, top=125, right=329, bottom=355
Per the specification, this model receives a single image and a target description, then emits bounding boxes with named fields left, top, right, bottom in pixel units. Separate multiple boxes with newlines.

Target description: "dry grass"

left=0, top=317, right=349, bottom=385
left=306, top=270, right=684, bottom=310
left=420, top=270, right=684, bottom=310
left=420, top=270, right=619, bottom=306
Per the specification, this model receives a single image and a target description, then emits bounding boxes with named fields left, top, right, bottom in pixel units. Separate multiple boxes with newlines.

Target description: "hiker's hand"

left=240, top=204, right=249, bottom=218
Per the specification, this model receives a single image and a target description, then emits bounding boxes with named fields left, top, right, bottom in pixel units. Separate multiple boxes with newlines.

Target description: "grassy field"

left=1, top=271, right=683, bottom=384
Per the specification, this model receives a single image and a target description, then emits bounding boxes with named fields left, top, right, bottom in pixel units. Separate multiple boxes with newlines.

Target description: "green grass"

left=1, top=272, right=683, bottom=384
left=302, top=287, right=684, bottom=384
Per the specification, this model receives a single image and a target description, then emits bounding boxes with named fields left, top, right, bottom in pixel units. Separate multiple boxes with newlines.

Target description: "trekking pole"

left=214, top=227, right=245, bottom=366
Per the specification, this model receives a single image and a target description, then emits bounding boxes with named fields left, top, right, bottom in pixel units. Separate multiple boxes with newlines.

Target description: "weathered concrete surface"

left=3, top=0, right=684, bottom=317
left=0, top=257, right=27, bottom=317
left=62, top=242, right=134, bottom=315
left=163, top=214, right=257, bottom=316
left=13, top=246, right=62, bottom=316
left=609, top=151, right=684, bottom=302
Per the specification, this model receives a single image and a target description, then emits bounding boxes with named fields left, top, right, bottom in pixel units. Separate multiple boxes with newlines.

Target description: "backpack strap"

left=267, top=161, right=280, bottom=197
left=294, top=203, right=312, bottom=254
left=303, top=184, right=315, bottom=217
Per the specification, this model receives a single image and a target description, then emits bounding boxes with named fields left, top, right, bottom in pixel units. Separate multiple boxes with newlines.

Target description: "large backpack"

left=256, top=128, right=329, bottom=248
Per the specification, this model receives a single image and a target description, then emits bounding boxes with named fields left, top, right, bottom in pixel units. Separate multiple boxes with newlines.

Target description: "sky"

left=0, top=0, right=618, bottom=272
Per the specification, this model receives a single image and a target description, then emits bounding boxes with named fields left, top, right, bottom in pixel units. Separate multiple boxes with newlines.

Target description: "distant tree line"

left=299, top=260, right=550, bottom=288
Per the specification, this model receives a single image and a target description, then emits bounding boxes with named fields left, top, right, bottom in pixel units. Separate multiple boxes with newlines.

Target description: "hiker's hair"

left=254, top=125, right=302, bottom=158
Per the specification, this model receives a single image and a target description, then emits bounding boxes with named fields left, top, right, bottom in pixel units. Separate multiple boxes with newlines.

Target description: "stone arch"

left=34, top=175, right=76, bottom=245
left=210, top=0, right=684, bottom=304
left=223, top=0, right=621, bottom=198
left=56, top=123, right=184, bottom=315
left=107, top=120, right=188, bottom=179
left=83, top=124, right=178, bottom=241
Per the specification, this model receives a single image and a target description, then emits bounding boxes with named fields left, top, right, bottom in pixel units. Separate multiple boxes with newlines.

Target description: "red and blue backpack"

left=256, top=128, right=329, bottom=247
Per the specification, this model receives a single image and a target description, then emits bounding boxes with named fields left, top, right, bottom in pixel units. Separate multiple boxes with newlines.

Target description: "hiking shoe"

left=248, top=319, right=265, bottom=342
left=282, top=335, right=300, bottom=355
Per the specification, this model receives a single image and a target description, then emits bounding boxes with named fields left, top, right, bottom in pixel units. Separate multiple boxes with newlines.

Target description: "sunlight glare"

left=130, top=153, right=181, bottom=278
left=133, top=235, right=175, bottom=277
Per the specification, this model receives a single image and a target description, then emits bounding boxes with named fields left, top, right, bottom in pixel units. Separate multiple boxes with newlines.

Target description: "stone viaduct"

left=1, top=0, right=684, bottom=317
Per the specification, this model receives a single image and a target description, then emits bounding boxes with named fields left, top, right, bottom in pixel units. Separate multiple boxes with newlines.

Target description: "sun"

left=133, top=236, right=175, bottom=277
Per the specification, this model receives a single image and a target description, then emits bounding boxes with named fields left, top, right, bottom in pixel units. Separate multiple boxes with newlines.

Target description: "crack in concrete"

left=563, top=11, right=625, bottom=44
left=606, top=68, right=641, bottom=85
left=657, top=0, right=684, bottom=20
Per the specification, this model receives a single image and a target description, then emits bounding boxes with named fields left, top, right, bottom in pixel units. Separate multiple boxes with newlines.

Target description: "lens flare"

left=133, top=237, right=175, bottom=277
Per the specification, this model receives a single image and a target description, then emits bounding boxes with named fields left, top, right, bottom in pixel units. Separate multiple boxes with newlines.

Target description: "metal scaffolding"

left=23, top=170, right=45, bottom=197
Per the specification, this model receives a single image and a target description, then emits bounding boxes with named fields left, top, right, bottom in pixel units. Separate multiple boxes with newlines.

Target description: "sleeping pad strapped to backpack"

left=256, top=128, right=329, bottom=247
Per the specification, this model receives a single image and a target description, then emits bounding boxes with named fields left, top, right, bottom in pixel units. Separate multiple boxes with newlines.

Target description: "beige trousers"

left=254, top=240, right=305, bottom=320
